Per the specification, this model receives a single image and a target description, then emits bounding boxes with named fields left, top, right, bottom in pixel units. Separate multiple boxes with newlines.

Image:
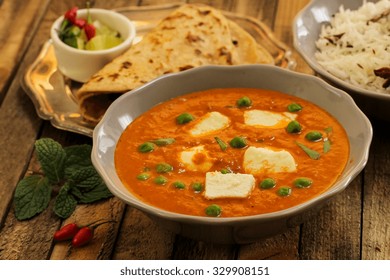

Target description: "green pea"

left=138, top=142, right=155, bottom=153
left=305, top=131, right=323, bottom=142
left=191, top=182, right=203, bottom=192
left=277, top=187, right=292, bottom=197
left=154, top=175, right=168, bottom=185
left=156, top=163, right=173, bottom=173
left=293, top=177, right=313, bottom=188
left=136, top=173, right=150, bottom=181
left=205, top=204, right=222, bottom=217
left=286, top=120, right=302, bottom=134
left=259, top=178, right=276, bottom=189
left=287, top=103, right=302, bottom=112
left=176, top=113, right=195, bottom=124
left=236, top=96, right=252, bottom=107
left=172, top=181, right=185, bottom=189
left=152, top=138, right=175, bottom=146
left=229, top=136, right=247, bottom=148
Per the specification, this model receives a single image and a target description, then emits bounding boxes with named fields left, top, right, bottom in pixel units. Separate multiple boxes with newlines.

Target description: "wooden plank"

left=172, top=237, right=236, bottom=260
left=361, top=120, right=390, bottom=260
left=299, top=178, right=362, bottom=259
left=238, top=228, right=300, bottom=260
left=0, top=0, right=137, bottom=259
left=0, top=0, right=50, bottom=101
left=112, top=208, right=175, bottom=259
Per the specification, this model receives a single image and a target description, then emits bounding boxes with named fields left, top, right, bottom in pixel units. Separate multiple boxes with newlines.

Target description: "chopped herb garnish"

left=296, top=141, right=321, bottom=160
left=220, top=167, right=232, bottom=174
left=323, top=139, right=331, bottom=153
left=323, top=127, right=333, bottom=153
left=215, top=137, right=227, bottom=151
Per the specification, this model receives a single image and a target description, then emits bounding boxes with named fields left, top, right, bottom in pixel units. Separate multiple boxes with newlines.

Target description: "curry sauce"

left=114, top=88, right=350, bottom=217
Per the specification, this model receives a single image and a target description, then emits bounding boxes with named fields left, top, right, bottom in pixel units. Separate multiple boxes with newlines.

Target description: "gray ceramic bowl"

left=92, top=65, right=372, bottom=244
left=293, top=0, right=390, bottom=120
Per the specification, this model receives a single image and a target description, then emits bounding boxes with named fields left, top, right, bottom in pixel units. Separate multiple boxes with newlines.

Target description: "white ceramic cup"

left=50, top=8, right=136, bottom=83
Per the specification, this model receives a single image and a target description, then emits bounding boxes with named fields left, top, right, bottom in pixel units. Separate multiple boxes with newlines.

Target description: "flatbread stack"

left=76, top=4, right=274, bottom=124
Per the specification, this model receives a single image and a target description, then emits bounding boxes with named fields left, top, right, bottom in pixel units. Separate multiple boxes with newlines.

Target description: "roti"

left=76, top=4, right=275, bottom=123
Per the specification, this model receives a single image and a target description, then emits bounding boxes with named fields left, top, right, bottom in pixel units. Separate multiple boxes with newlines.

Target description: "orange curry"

left=115, top=88, right=349, bottom=217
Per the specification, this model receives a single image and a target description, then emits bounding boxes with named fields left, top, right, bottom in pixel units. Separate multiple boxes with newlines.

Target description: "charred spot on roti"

left=179, top=65, right=194, bottom=71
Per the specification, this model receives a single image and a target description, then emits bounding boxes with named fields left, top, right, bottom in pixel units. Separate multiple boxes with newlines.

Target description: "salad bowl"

left=50, top=8, right=136, bottom=83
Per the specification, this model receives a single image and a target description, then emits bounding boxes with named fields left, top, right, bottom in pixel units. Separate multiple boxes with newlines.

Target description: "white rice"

left=315, top=0, right=390, bottom=94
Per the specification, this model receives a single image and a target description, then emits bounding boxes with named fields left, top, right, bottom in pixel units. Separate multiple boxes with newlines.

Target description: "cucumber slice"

left=85, top=34, right=123, bottom=50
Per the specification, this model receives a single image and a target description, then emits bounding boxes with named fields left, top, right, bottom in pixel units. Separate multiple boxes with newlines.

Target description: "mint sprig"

left=14, top=138, right=113, bottom=220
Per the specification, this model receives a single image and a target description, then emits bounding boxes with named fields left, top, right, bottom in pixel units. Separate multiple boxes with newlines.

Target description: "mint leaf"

left=71, top=180, right=113, bottom=203
left=64, top=144, right=92, bottom=178
left=54, top=183, right=77, bottom=219
left=35, top=138, right=66, bottom=184
left=69, top=166, right=103, bottom=191
left=296, top=141, right=321, bottom=160
left=14, top=175, right=51, bottom=220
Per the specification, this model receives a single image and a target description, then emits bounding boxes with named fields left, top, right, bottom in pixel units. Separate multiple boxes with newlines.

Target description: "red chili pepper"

left=64, top=6, right=78, bottom=24
left=53, top=223, right=80, bottom=241
left=72, top=226, right=94, bottom=247
left=84, top=23, right=96, bottom=40
left=71, top=220, right=116, bottom=248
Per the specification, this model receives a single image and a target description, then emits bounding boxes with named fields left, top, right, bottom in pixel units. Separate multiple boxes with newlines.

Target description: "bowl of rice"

left=293, top=0, right=390, bottom=119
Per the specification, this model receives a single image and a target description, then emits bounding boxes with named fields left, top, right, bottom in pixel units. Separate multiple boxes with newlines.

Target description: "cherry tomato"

left=84, top=23, right=96, bottom=40
left=64, top=6, right=78, bottom=24
left=74, top=18, right=86, bottom=28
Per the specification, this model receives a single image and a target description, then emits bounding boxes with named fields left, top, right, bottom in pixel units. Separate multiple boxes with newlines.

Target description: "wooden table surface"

left=0, top=0, right=388, bottom=260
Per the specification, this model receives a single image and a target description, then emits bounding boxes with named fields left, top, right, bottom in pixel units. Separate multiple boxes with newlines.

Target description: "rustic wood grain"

left=0, top=0, right=50, bottom=101
left=112, top=208, right=175, bottom=259
left=362, top=120, right=390, bottom=260
left=238, top=227, right=300, bottom=260
left=299, top=178, right=363, bottom=260
left=172, top=237, right=236, bottom=260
